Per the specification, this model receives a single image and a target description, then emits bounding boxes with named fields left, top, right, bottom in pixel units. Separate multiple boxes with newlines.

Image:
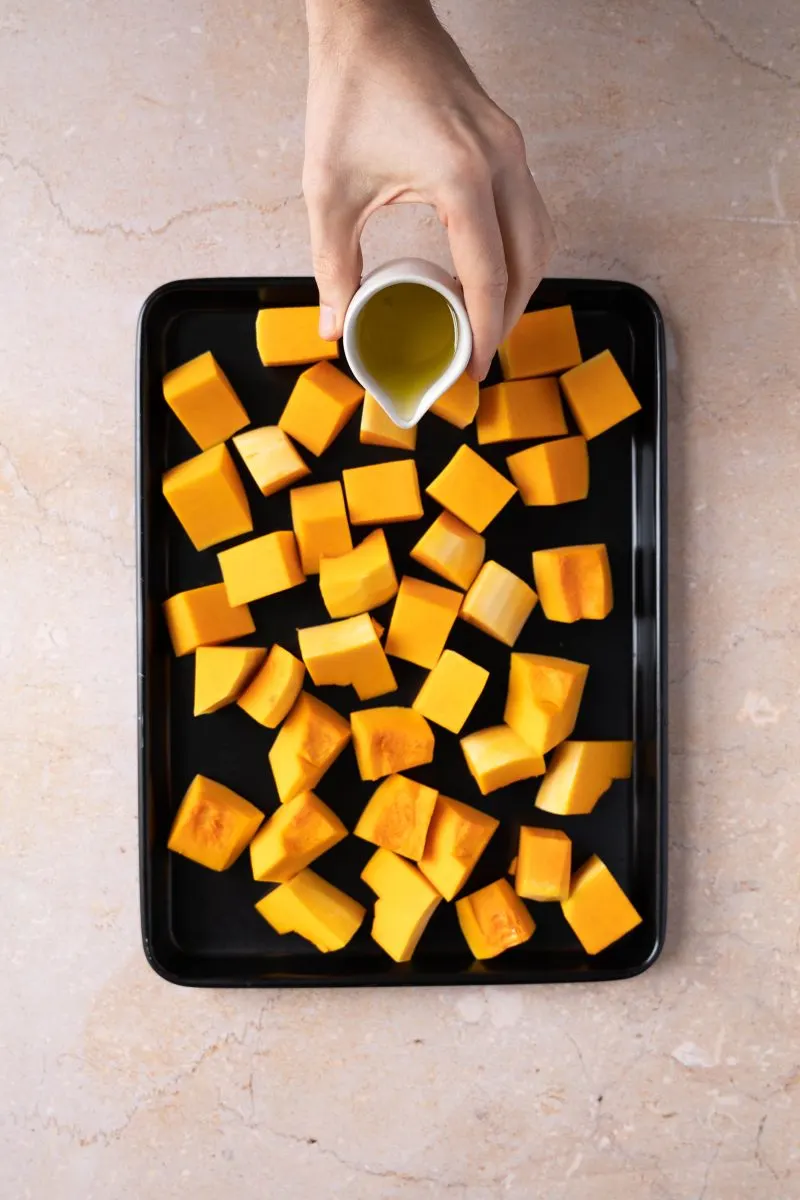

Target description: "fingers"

left=305, top=188, right=364, bottom=340
left=494, top=166, right=557, bottom=342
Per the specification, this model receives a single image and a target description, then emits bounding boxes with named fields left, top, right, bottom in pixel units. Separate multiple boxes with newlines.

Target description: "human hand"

left=303, top=0, right=556, bottom=380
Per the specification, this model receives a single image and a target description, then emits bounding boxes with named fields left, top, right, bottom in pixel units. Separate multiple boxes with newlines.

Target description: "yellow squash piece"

left=533, top=544, right=613, bottom=622
left=256, top=868, right=365, bottom=952
left=354, top=773, right=439, bottom=860
left=515, top=827, right=572, bottom=901
left=162, top=350, right=249, bottom=450
left=255, top=306, right=339, bottom=366
left=561, top=855, right=642, bottom=954
left=535, top=740, right=633, bottom=815
left=194, top=646, right=267, bottom=715
left=412, top=649, right=489, bottom=734
left=290, top=480, right=352, bottom=574
left=461, top=561, right=537, bottom=646
left=163, top=583, right=255, bottom=657
left=318, top=529, right=398, bottom=618
left=249, top=791, right=347, bottom=883
left=298, top=613, right=397, bottom=701
left=269, top=691, right=352, bottom=803
left=343, top=459, right=424, bottom=525
left=430, top=372, right=479, bottom=428
left=168, top=774, right=264, bottom=871
left=162, top=444, right=253, bottom=551
left=426, top=445, right=517, bottom=533
left=385, top=575, right=462, bottom=669
left=218, top=530, right=305, bottom=606
left=410, top=511, right=485, bottom=591
left=351, top=707, right=435, bottom=781
left=560, top=349, right=641, bottom=440
left=232, top=426, right=310, bottom=496
left=506, top=435, right=589, bottom=506
left=279, top=361, right=363, bottom=456
left=456, top=878, right=535, bottom=959
left=499, top=306, right=582, bottom=380
left=361, top=848, right=442, bottom=962
left=460, top=725, right=545, bottom=795
left=504, top=652, right=589, bottom=755
left=418, top=795, right=499, bottom=900
left=477, top=377, right=568, bottom=445
left=237, top=644, right=306, bottom=728
left=361, top=393, right=417, bottom=450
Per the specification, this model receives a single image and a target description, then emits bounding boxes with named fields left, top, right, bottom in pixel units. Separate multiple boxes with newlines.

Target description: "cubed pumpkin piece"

left=319, top=529, right=398, bottom=618
left=361, top=848, right=442, bottom=962
left=505, top=652, right=589, bottom=755
left=371, top=617, right=385, bottom=640
left=361, top=393, right=417, bottom=450
left=430, top=373, right=480, bottom=428
left=560, top=349, right=641, bottom=439
left=269, top=691, right=351, bottom=802
left=355, top=774, right=439, bottom=860
left=506, top=435, right=589, bottom=506
left=385, top=575, right=463, bottom=669
left=256, top=868, right=365, bottom=952
left=418, top=794, right=499, bottom=900
left=218, top=530, right=305, bottom=606
left=291, top=481, right=352, bottom=575
left=412, top=649, right=489, bottom=734
left=461, top=561, right=537, bottom=647
left=456, top=878, right=535, bottom=959
left=255, top=306, right=339, bottom=366
left=162, top=351, right=250, bottom=449
left=351, top=707, right=435, bottom=781
left=194, top=646, right=267, bottom=715
left=533, top=544, right=613, bottom=622
left=409, top=511, right=485, bottom=591
left=426, top=445, right=517, bottom=534
left=460, top=725, right=545, bottom=795
left=237, top=644, right=306, bottom=728
left=279, top=361, right=363, bottom=456
left=515, top=827, right=572, bottom=901
left=561, top=855, right=642, bottom=954
left=298, top=613, right=397, bottom=701
left=232, top=426, right=310, bottom=496
left=477, top=377, right=568, bottom=445
left=499, top=306, right=581, bottom=380
left=535, top=740, right=633, bottom=815
left=162, top=444, right=253, bottom=551
left=249, top=791, right=347, bottom=883
left=343, top=459, right=423, bottom=525
left=163, top=583, right=255, bottom=657
left=168, top=774, right=263, bottom=871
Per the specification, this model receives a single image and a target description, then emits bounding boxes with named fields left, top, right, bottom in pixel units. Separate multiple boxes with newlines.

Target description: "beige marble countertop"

left=1, top=1, right=798, bottom=1196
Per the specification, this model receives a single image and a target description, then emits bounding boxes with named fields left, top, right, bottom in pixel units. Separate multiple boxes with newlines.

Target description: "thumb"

left=305, top=194, right=364, bottom=341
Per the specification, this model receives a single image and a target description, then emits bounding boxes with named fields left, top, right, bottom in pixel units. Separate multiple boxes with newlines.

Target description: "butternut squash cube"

left=318, top=529, right=398, bottom=618
left=361, top=848, right=442, bottom=962
left=350, top=707, right=434, bottom=781
left=456, top=878, right=535, bottom=959
left=290, top=480, right=352, bottom=575
left=162, top=351, right=249, bottom=450
left=460, top=725, right=545, bottom=795
left=279, top=361, right=363, bottom=456
left=232, top=426, right=310, bottom=496
left=504, top=652, right=589, bottom=755
left=218, top=530, right=305, bottom=606
left=412, top=649, right=489, bottom=734
left=162, top=444, right=253, bottom=551
left=515, top=826, right=572, bottom=901
left=385, top=575, right=463, bottom=669
left=418, top=794, right=499, bottom=900
left=361, top=393, right=417, bottom=450
left=429, top=373, right=479, bottom=428
left=354, top=773, right=439, bottom=860
left=298, top=613, right=397, bottom=701
left=249, top=790, right=347, bottom=883
left=560, top=349, right=641, bottom=440
left=535, top=740, right=633, bottom=816
left=506, top=435, right=589, bottom=506
left=477, top=377, right=568, bottom=445
left=499, top=306, right=581, bottom=380
left=255, top=306, right=339, bottom=366
left=461, top=561, right=537, bottom=646
left=163, top=583, right=255, bottom=657
left=256, top=868, right=365, bottom=952
left=426, top=445, right=517, bottom=533
left=269, top=691, right=351, bottom=802
left=533, top=544, right=613, bottom=622
left=371, top=617, right=385, bottom=640
left=237, top=644, right=306, bottom=728
left=561, top=855, right=642, bottom=954
left=168, top=774, right=263, bottom=871
left=343, top=459, right=423, bottom=525
left=194, top=646, right=266, bottom=716
left=409, top=511, right=485, bottom=591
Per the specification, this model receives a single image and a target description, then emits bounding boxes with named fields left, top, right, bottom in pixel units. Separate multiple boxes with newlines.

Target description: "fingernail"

left=319, top=305, right=337, bottom=340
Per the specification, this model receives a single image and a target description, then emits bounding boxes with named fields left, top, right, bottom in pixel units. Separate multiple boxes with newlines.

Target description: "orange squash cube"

left=351, top=707, right=435, bottom=781
left=360, top=393, right=417, bottom=450
left=426, top=445, right=517, bottom=533
left=477, top=377, right=568, bottom=445
left=343, top=459, right=423, bottom=525
left=506, top=435, right=589, bottom=506
left=354, top=773, right=439, bottom=860
left=533, top=544, right=613, bottom=622
left=319, top=529, right=398, bottom=618
left=515, top=827, right=572, bottom=901
left=218, top=530, right=305, bottom=606
left=461, top=561, right=537, bottom=646
left=268, top=691, right=352, bottom=802
left=361, top=848, right=442, bottom=962
left=561, top=855, right=642, bottom=954
left=456, top=878, right=536, bottom=959
left=162, top=444, right=253, bottom=551
left=232, top=426, right=310, bottom=496
left=163, top=583, right=255, bottom=657
left=418, top=794, right=499, bottom=900
left=162, top=351, right=249, bottom=450
left=430, top=373, right=479, bottom=428
left=279, top=361, right=363, bottom=456
left=499, top=306, right=582, bottom=380
left=505, top=652, right=589, bottom=755
left=256, top=868, right=365, bottom=952
left=249, top=790, right=347, bottom=883
left=385, top=575, right=463, bottom=669
left=193, top=646, right=266, bottom=715
left=168, top=774, right=264, bottom=871
left=412, top=649, right=489, bottom=734
left=237, top=644, right=306, bottom=728
left=409, top=511, right=485, bottom=591
left=560, top=349, right=641, bottom=440
left=298, top=613, right=397, bottom=701
left=255, top=306, right=339, bottom=366
left=371, top=617, right=385, bottom=640
left=290, top=481, right=352, bottom=574
left=460, top=725, right=545, bottom=795
left=535, top=740, right=633, bottom=815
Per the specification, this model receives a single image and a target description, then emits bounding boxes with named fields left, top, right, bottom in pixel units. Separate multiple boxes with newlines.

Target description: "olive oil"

left=356, top=283, right=457, bottom=420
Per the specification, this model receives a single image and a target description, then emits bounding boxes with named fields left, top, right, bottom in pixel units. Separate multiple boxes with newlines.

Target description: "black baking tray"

left=137, top=276, right=667, bottom=988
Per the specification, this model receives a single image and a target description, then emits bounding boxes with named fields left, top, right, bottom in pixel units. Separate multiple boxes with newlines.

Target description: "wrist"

left=305, top=0, right=436, bottom=47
